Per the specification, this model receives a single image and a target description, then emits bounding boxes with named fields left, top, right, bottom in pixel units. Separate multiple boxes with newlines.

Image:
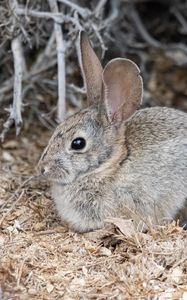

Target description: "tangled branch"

left=0, top=0, right=187, bottom=140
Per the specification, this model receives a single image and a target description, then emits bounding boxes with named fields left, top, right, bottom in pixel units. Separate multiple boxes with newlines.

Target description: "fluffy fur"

left=38, top=32, right=187, bottom=232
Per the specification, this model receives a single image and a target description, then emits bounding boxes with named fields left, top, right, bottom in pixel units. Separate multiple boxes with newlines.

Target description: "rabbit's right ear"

left=79, top=31, right=103, bottom=104
left=102, top=58, right=143, bottom=124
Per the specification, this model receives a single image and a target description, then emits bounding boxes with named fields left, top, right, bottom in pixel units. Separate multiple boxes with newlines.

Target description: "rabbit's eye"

left=71, top=137, right=86, bottom=150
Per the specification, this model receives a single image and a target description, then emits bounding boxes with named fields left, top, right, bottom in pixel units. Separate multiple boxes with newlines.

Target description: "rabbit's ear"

left=102, top=58, right=143, bottom=123
left=79, top=31, right=103, bottom=104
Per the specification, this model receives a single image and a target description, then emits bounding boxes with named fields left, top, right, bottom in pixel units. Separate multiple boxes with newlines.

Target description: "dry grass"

left=0, top=128, right=187, bottom=300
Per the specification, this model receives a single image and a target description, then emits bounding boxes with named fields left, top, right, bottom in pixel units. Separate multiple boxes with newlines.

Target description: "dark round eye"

left=71, top=137, right=86, bottom=150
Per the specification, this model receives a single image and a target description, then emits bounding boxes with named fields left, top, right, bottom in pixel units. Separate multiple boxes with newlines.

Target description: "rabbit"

left=38, top=31, right=187, bottom=233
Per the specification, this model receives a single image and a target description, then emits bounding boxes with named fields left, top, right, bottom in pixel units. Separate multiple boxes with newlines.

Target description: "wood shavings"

left=106, top=218, right=136, bottom=238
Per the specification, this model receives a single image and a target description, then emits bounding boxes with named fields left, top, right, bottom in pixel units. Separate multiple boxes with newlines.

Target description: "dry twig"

left=1, top=0, right=187, bottom=139
left=48, top=0, right=66, bottom=122
left=0, top=0, right=26, bottom=141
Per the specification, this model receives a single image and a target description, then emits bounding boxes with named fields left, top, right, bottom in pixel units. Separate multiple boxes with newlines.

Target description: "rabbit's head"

left=39, top=32, right=143, bottom=184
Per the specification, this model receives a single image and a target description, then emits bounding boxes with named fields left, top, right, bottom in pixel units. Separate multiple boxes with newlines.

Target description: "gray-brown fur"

left=38, top=32, right=187, bottom=232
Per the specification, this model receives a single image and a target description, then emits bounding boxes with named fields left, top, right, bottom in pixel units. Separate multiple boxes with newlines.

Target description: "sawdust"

left=0, top=128, right=187, bottom=300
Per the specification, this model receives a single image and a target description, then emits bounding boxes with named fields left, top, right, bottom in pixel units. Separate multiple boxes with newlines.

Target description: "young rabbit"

left=39, top=31, right=187, bottom=233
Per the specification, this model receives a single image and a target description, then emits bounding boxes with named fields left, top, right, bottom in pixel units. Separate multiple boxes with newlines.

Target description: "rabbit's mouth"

left=39, top=163, right=68, bottom=181
left=44, top=174, right=77, bottom=186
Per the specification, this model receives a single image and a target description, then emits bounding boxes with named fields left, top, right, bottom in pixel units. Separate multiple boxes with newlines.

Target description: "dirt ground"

left=0, top=123, right=187, bottom=300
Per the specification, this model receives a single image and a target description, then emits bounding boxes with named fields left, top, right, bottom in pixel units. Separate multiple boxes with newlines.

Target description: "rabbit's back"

left=117, top=107, right=187, bottom=225
left=125, top=107, right=187, bottom=151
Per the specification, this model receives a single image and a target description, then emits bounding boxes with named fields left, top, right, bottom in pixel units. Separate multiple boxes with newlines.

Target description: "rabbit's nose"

left=42, top=166, right=50, bottom=176
left=38, top=164, right=49, bottom=176
left=41, top=166, right=46, bottom=175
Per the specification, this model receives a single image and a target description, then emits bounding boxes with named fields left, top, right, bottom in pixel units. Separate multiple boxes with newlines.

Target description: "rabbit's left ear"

left=102, top=58, right=143, bottom=123
left=79, top=31, right=103, bottom=105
